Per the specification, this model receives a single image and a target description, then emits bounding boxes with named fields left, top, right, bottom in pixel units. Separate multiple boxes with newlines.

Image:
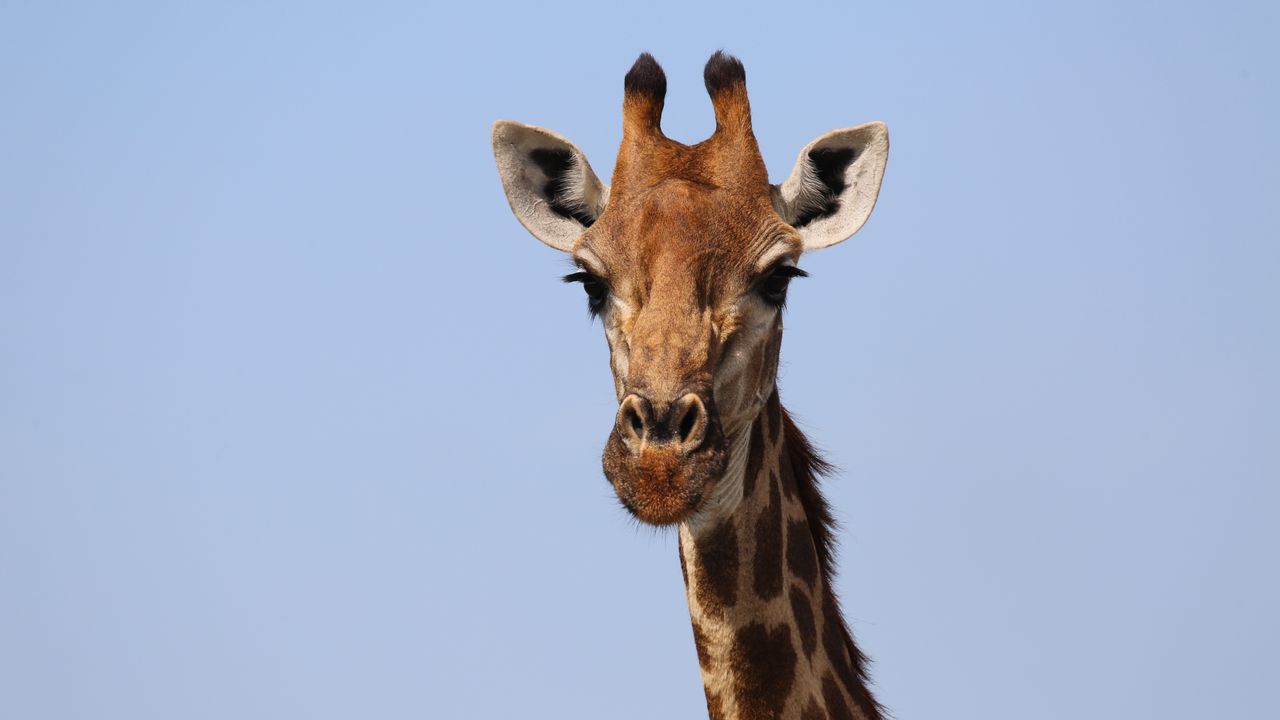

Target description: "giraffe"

left=492, top=52, right=889, bottom=720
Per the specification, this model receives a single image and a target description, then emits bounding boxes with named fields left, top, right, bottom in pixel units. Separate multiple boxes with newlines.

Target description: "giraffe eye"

left=563, top=271, right=610, bottom=317
left=757, top=265, right=807, bottom=308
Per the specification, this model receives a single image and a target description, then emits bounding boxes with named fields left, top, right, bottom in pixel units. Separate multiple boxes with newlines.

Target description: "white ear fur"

left=492, top=120, right=609, bottom=252
left=771, top=121, right=889, bottom=251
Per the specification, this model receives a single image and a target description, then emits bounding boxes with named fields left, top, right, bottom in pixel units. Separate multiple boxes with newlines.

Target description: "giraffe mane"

left=781, top=406, right=886, bottom=719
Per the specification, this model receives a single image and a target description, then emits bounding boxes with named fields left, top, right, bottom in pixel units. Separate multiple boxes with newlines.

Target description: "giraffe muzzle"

left=601, top=389, right=727, bottom=525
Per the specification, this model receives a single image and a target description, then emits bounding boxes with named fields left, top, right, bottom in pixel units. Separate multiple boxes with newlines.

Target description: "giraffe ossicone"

left=493, top=51, right=889, bottom=720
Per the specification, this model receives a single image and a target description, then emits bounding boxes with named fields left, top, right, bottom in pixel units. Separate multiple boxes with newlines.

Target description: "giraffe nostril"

left=678, top=405, right=697, bottom=443
left=674, top=393, right=707, bottom=449
left=617, top=395, right=650, bottom=447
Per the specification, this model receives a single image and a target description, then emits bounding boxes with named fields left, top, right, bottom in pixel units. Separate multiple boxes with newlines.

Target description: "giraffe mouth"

left=601, top=422, right=728, bottom=526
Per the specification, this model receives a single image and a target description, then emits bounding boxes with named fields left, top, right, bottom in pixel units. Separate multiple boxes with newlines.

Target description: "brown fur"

left=766, top=390, right=783, bottom=443
left=786, top=518, right=820, bottom=588
left=789, top=584, right=818, bottom=658
left=590, top=53, right=798, bottom=526
left=693, top=519, right=741, bottom=617
left=731, top=622, right=798, bottom=719
left=707, top=692, right=728, bottom=720
left=822, top=673, right=856, bottom=720
left=605, top=433, right=724, bottom=525
left=752, top=478, right=784, bottom=600
left=692, top=621, right=714, bottom=672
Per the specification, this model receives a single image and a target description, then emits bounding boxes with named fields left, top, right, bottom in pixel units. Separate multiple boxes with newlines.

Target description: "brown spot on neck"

left=766, top=389, right=782, bottom=442
left=789, top=584, right=817, bottom=659
left=787, top=517, right=820, bottom=588
left=779, top=455, right=798, bottom=501
left=751, top=476, right=783, bottom=600
left=732, top=622, right=797, bottom=720
left=691, top=621, right=713, bottom=672
left=822, top=672, right=855, bottom=720
left=692, top=520, right=740, bottom=616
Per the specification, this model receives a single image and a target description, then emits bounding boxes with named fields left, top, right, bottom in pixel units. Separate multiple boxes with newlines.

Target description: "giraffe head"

left=494, top=52, right=888, bottom=526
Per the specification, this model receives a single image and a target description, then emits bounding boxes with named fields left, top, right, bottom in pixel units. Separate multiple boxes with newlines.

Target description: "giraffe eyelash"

left=563, top=271, right=610, bottom=318
left=765, top=264, right=809, bottom=281
left=562, top=271, right=597, bottom=284
left=756, top=264, right=807, bottom=308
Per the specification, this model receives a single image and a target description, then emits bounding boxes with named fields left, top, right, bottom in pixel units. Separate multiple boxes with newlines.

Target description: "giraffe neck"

left=677, top=390, right=881, bottom=720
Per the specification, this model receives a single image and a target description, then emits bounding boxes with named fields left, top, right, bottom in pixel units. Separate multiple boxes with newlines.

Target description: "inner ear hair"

left=492, top=120, right=609, bottom=252
left=771, top=122, right=888, bottom=250
left=790, top=147, right=858, bottom=228
left=528, top=147, right=600, bottom=228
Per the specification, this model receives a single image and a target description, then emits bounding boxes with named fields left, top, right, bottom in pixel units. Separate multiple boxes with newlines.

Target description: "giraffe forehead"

left=586, top=181, right=796, bottom=299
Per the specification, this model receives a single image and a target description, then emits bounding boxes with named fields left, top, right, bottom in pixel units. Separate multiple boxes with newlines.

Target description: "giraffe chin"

left=602, top=434, right=728, bottom=526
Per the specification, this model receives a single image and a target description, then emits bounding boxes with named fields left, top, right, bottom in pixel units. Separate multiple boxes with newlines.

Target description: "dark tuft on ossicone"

left=625, top=52, right=667, bottom=99
left=703, top=50, right=746, bottom=95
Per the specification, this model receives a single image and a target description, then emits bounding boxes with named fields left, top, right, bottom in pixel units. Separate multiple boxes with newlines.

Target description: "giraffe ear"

left=492, top=120, right=609, bottom=252
left=771, top=122, right=889, bottom=251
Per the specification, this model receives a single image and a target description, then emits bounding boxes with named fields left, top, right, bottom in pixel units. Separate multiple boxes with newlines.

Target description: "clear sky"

left=1, top=1, right=1276, bottom=718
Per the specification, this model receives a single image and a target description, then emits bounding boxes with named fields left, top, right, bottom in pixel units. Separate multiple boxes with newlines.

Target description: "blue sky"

left=1, top=1, right=1277, bottom=718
